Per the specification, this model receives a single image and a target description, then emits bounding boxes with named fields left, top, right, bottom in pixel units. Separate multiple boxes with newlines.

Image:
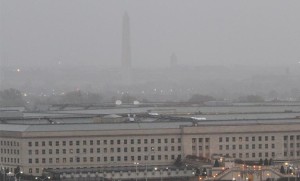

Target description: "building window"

left=272, top=136, right=275, bottom=141
left=76, top=141, right=80, bottom=146
left=219, top=145, right=223, bottom=150
left=178, top=138, right=181, bottom=143
left=56, top=141, right=59, bottom=146
left=219, top=137, right=222, bottom=142
left=28, top=142, right=32, bottom=147
left=232, top=137, right=236, bottom=142
left=158, top=139, right=161, bottom=144
left=110, top=140, right=114, bottom=145
left=265, top=136, right=268, bottom=141
left=130, top=139, right=134, bottom=144
left=151, top=139, right=155, bottom=144
left=226, top=137, right=229, bottom=142
left=90, top=140, right=94, bottom=145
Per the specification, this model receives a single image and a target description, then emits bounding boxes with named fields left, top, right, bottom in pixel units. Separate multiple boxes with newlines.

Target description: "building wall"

left=1, top=122, right=300, bottom=176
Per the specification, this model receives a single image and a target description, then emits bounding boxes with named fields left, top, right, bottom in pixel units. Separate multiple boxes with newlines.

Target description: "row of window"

left=219, top=136, right=275, bottom=143
left=0, top=140, right=19, bottom=147
left=222, top=152, right=275, bottom=159
left=28, top=146, right=181, bottom=155
left=219, top=144, right=275, bottom=150
left=28, top=154, right=180, bottom=164
left=0, top=157, right=20, bottom=164
left=191, top=138, right=210, bottom=143
left=283, top=135, right=300, bottom=141
left=283, top=143, right=300, bottom=148
left=192, top=145, right=209, bottom=151
left=28, top=138, right=182, bottom=147
left=0, top=149, right=20, bottom=155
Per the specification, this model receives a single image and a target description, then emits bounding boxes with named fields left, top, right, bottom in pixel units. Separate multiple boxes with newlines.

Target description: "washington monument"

left=121, top=12, right=131, bottom=68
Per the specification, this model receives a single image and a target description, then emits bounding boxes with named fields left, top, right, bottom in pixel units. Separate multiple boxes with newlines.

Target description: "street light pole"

left=14, top=170, right=23, bottom=181
left=35, top=176, right=51, bottom=181
left=134, top=162, right=139, bottom=181
left=146, top=147, right=155, bottom=181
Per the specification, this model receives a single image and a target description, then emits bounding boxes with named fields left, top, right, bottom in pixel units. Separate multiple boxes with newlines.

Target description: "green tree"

left=269, top=158, right=273, bottom=166
left=0, top=88, right=24, bottom=106
left=14, top=166, right=21, bottom=179
left=202, top=168, right=207, bottom=176
left=259, top=159, right=263, bottom=165
left=121, top=94, right=137, bottom=104
left=238, top=95, right=264, bottom=103
left=174, top=155, right=182, bottom=167
left=188, top=94, right=215, bottom=104
left=213, top=159, right=220, bottom=167
left=264, top=158, right=269, bottom=165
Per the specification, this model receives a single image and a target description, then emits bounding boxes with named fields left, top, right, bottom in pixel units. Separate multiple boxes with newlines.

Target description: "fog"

left=1, top=0, right=300, bottom=102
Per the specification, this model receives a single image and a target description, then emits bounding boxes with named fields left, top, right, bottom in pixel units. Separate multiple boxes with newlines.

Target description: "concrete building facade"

left=1, top=119, right=300, bottom=176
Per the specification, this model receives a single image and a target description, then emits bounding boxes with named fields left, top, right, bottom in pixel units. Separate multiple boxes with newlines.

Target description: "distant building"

left=170, top=53, right=178, bottom=67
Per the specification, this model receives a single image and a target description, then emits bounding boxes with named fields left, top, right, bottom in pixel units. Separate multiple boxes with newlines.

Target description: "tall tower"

left=121, top=12, right=131, bottom=68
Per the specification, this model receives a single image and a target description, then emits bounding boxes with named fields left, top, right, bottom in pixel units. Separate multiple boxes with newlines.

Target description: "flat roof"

left=1, top=117, right=300, bottom=132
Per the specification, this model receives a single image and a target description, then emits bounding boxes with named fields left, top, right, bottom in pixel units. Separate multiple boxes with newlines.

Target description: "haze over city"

left=1, top=0, right=300, bottom=103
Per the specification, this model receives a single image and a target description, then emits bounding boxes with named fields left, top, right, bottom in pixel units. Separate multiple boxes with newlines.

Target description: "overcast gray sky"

left=1, top=0, right=300, bottom=69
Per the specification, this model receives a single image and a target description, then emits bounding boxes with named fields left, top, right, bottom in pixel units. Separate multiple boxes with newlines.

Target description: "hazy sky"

left=1, top=0, right=300, bottom=69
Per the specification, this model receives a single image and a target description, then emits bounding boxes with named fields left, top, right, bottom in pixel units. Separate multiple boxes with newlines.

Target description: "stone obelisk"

left=121, top=12, right=131, bottom=68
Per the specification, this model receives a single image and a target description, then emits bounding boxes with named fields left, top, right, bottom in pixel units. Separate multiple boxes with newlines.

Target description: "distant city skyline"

left=1, top=1, right=300, bottom=69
